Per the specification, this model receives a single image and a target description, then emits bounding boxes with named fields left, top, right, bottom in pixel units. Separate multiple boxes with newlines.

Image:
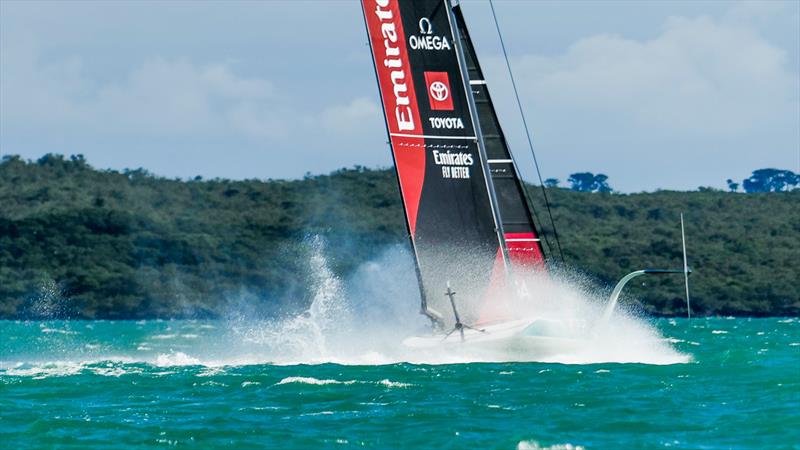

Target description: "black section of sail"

left=361, top=0, right=507, bottom=327
left=403, top=0, right=502, bottom=326
left=452, top=5, right=547, bottom=260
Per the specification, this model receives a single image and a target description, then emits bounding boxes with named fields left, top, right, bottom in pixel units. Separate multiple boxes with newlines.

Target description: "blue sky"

left=1, top=0, right=798, bottom=191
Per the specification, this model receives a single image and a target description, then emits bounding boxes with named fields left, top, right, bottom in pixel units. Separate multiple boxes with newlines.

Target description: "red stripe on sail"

left=362, top=0, right=425, bottom=235
left=505, top=232, right=544, bottom=269
left=476, top=246, right=508, bottom=325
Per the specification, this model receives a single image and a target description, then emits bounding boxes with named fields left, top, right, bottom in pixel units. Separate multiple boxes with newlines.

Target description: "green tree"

left=742, top=168, right=798, bottom=192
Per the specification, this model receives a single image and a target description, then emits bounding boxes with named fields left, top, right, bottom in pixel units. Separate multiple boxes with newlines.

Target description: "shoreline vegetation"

left=1, top=154, right=798, bottom=319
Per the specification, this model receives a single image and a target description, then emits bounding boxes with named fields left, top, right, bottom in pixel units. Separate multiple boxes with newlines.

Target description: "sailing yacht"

left=361, top=0, right=689, bottom=350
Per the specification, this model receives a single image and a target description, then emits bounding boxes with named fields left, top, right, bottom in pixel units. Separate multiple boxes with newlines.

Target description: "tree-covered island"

left=1, top=154, right=797, bottom=319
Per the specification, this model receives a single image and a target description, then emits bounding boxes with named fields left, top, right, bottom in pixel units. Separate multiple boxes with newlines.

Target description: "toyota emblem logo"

left=429, top=81, right=449, bottom=102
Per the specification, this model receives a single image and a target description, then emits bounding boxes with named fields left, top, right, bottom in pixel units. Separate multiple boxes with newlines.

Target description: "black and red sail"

left=362, top=0, right=545, bottom=326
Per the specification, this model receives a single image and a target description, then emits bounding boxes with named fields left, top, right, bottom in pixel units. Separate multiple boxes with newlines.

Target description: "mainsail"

left=361, top=0, right=545, bottom=326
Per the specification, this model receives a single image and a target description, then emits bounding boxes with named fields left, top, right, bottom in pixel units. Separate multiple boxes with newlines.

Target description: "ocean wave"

left=275, top=376, right=411, bottom=388
left=150, top=334, right=178, bottom=340
left=276, top=377, right=355, bottom=386
left=0, top=359, right=142, bottom=378
left=40, top=327, right=78, bottom=335
left=154, top=352, right=201, bottom=366
left=517, top=441, right=585, bottom=450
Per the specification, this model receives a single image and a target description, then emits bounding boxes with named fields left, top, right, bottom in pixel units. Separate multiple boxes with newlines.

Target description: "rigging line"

left=453, top=5, right=555, bottom=258
left=524, top=188, right=555, bottom=258
left=488, top=0, right=564, bottom=263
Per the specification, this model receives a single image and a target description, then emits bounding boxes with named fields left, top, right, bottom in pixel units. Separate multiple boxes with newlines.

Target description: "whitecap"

left=376, top=379, right=411, bottom=388
left=276, top=377, right=352, bottom=386
left=517, top=441, right=585, bottom=450
left=3, top=362, right=84, bottom=378
left=154, top=352, right=201, bottom=367
left=89, top=366, right=142, bottom=377
left=151, top=334, right=178, bottom=340
left=40, top=328, right=77, bottom=335
left=274, top=376, right=410, bottom=388
left=197, top=380, right=226, bottom=387
left=196, top=367, right=225, bottom=377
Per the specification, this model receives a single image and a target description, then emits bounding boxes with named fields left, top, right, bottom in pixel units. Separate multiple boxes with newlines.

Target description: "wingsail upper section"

left=452, top=4, right=546, bottom=271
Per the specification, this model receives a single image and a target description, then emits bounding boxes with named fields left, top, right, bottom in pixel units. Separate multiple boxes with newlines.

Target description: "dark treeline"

left=1, top=154, right=798, bottom=319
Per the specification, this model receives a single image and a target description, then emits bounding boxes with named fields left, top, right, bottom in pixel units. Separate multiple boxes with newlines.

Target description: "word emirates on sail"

left=371, top=0, right=473, bottom=180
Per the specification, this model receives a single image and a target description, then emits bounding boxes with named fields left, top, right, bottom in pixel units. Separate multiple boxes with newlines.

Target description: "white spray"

left=229, top=239, right=688, bottom=365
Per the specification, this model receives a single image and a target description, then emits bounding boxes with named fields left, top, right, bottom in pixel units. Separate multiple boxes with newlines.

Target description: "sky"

left=1, top=0, right=798, bottom=192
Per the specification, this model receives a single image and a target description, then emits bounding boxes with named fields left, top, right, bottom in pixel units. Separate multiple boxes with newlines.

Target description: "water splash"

left=23, top=278, right=73, bottom=319
left=224, top=240, right=688, bottom=365
left=231, top=235, right=353, bottom=362
left=1, top=239, right=689, bottom=369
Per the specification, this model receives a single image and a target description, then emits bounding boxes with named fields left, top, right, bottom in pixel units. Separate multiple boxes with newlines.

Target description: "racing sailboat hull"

left=403, top=318, right=589, bottom=358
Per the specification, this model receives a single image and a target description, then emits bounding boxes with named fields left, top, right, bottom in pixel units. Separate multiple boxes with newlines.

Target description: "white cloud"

left=320, top=97, right=383, bottom=135
left=0, top=34, right=389, bottom=178
left=1, top=45, right=286, bottom=139
left=512, top=15, right=797, bottom=137
left=483, top=6, right=799, bottom=190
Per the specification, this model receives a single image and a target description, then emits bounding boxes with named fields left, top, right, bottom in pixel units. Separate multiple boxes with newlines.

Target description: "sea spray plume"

left=223, top=242, right=425, bottom=365
left=498, top=266, right=690, bottom=364
left=226, top=241, right=687, bottom=365
left=4, top=244, right=688, bottom=367
left=21, top=277, right=75, bottom=319
left=230, top=235, right=350, bottom=362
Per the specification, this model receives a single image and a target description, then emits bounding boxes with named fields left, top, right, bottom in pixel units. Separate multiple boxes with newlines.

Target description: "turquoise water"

left=1, top=318, right=798, bottom=449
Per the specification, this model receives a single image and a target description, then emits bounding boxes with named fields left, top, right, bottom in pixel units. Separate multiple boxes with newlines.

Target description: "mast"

left=681, top=213, right=691, bottom=319
left=446, top=3, right=510, bottom=270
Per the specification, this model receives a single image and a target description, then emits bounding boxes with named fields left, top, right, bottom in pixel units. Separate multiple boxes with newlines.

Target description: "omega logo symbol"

left=429, top=81, right=449, bottom=102
left=418, top=17, right=433, bottom=35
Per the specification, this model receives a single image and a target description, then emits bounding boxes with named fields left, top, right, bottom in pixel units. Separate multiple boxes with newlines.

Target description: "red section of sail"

left=423, top=71, right=455, bottom=111
left=504, top=232, right=544, bottom=269
left=362, top=0, right=425, bottom=235
left=477, top=246, right=509, bottom=325
left=478, top=234, right=545, bottom=324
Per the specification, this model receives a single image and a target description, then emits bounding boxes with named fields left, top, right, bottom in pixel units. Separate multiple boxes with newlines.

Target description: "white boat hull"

left=403, top=318, right=589, bottom=358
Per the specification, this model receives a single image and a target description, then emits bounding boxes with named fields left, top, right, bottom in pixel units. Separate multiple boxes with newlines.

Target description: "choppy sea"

left=1, top=317, right=798, bottom=449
